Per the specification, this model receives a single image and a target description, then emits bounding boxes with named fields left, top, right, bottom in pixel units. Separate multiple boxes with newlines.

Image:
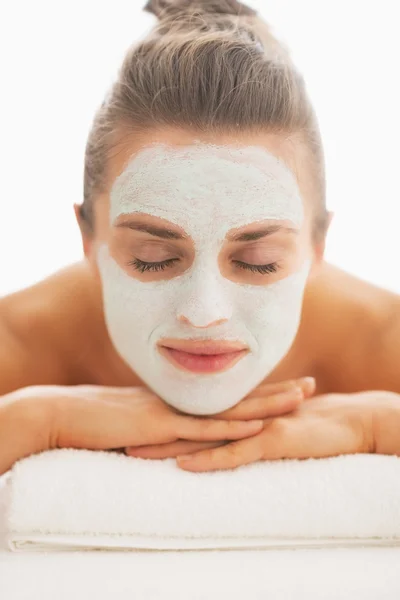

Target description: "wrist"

left=372, top=391, right=400, bottom=456
left=0, top=389, right=52, bottom=475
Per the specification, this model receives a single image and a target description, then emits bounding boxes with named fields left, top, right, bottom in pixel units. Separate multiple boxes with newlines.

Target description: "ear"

left=73, top=204, right=94, bottom=258
left=308, top=211, right=334, bottom=278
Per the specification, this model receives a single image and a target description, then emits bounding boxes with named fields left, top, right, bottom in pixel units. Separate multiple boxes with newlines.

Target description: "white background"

left=0, top=0, right=399, bottom=296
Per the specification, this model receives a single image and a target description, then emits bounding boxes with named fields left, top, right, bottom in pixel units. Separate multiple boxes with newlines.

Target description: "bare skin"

left=1, top=127, right=400, bottom=473
left=1, top=127, right=399, bottom=398
left=1, top=255, right=399, bottom=398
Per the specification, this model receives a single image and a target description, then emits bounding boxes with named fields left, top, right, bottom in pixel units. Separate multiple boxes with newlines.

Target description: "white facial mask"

left=97, top=143, right=310, bottom=415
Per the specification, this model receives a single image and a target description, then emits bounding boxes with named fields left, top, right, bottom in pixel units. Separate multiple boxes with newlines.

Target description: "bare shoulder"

left=308, top=261, right=399, bottom=321
left=0, top=261, right=104, bottom=393
left=304, top=261, right=400, bottom=391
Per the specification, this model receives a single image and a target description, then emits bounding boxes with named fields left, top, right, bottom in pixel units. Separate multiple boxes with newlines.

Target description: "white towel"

left=3, top=448, right=400, bottom=552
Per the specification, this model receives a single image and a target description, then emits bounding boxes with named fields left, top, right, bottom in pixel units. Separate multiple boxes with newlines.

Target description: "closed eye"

left=128, top=257, right=280, bottom=276
left=233, top=260, right=279, bottom=275
left=127, top=258, right=179, bottom=273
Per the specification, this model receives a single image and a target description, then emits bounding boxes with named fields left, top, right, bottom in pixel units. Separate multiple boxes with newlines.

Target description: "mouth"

left=157, top=339, right=249, bottom=374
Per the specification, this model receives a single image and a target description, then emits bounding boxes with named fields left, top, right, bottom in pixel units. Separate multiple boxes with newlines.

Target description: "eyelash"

left=232, top=260, right=279, bottom=275
left=128, top=258, right=279, bottom=275
left=128, top=258, right=179, bottom=273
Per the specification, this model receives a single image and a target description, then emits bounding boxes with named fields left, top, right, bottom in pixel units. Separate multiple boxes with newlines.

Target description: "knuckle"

left=283, top=393, right=302, bottom=408
left=223, top=420, right=244, bottom=433
left=268, top=417, right=288, bottom=435
left=228, top=419, right=247, bottom=429
left=199, top=418, right=215, bottom=432
left=286, top=379, right=298, bottom=390
left=203, top=448, right=218, bottom=463
left=214, top=418, right=236, bottom=432
left=179, top=416, right=211, bottom=437
left=226, top=443, right=242, bottom=461
left=204, top=447, right=221, bottom=464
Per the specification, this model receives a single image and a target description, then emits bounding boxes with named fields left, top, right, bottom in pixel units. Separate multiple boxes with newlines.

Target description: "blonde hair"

left=81, top=0, right=328, bottom=241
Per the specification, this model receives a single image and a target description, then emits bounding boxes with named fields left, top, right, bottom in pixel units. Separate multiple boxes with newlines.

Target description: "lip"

left=157, top=339, right=249, bottom=374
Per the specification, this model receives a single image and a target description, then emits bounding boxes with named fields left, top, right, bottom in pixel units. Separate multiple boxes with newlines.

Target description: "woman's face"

left=77, top=128, right=329, bottom=415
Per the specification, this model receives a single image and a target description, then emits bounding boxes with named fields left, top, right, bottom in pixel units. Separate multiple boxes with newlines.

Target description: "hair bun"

left=144, top=0, right=257, bottom=20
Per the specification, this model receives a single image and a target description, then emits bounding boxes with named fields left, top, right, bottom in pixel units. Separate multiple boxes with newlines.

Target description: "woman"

left=1, top=0, right=399, bottom=475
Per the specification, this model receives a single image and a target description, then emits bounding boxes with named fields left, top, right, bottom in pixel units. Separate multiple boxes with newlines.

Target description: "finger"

left=263, top=416, right=355, bottom=459
left=176, top=435, right=264, bottom=472
left=299, top=377, right=316, bottom=397
left=125, top=440, right=226, bottom=459
left=244, top=379, right=300, bottom=398
left=174, top=416, right=264, bottom=441
left=248, top=415, right=347, bottom=461
left=247, top=377, right=316, bottom=399
left=216, top=388, right=303, bottom=420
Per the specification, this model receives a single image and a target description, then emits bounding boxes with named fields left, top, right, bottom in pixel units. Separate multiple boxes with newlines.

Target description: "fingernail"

left=303, top=377, right=315, bottom=384
left=246, top=420, right=264, bottom=427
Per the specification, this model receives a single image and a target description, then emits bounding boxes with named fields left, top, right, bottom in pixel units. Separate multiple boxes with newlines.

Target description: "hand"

left=173, top=390, right=382, bottom=472
left=0, top=384, right=266, bottom=475
left=125, top=376, right=316, bottom=459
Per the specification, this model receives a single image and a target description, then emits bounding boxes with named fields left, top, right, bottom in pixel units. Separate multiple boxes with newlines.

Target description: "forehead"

left=109, top=142, right=304, bottom=233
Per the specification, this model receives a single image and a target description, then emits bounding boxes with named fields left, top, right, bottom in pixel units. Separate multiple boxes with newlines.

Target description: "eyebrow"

left=226, top=224, right=299, bottom=242
left=116, top=219, right=298, bottom=242
left=115, top=220, right=186, bottom=240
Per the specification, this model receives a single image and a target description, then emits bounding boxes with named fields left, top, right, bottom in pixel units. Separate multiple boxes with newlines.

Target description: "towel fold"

left=3, top=448, right=400, bottom=552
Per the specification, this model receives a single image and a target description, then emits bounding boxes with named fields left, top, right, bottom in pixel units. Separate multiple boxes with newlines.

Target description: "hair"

left=81, top=0, right=329, bottom=242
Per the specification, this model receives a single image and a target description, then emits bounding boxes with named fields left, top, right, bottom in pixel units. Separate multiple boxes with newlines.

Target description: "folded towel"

left=3, top=448, right=400, bottom=552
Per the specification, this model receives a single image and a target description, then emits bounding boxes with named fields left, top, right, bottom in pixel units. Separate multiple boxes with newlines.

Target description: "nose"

left=175, top=268, right=233, bottom=328
left=177, top=315, right=228, bottom=328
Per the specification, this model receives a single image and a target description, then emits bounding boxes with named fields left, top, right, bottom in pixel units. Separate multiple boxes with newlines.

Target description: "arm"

left=0, top=391, right=51, bottom=475
left=373, top=392, right=400, bottom=456
left=356, top=295, right=400, bottom=454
